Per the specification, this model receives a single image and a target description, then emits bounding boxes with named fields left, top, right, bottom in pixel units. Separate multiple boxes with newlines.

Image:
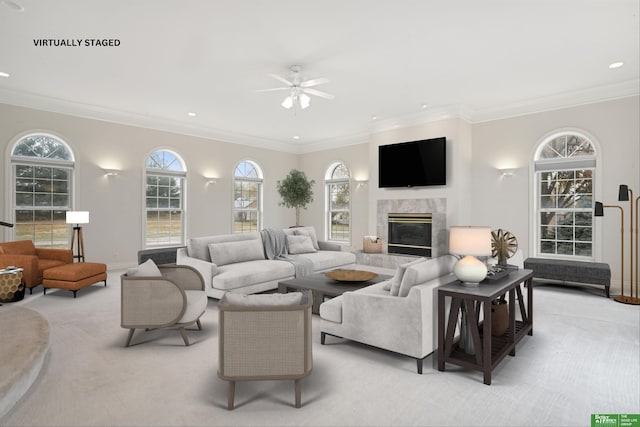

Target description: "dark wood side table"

left=437, top=269, right=534, bottom=385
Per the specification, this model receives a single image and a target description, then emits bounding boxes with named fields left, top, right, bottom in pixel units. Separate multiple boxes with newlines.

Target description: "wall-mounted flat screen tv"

left=378, top=137, right=446, bottom=188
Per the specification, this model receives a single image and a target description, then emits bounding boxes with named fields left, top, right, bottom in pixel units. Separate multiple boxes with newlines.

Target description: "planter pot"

left=491, top=301, right=509, bottom=337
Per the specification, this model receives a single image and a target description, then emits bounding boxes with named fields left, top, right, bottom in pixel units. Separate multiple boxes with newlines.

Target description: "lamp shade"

left=449, top=226, right=492, bottom=256
left=594, top=201, right=604, bottom=217
left=66, top=211, right=89, bottom=224
left=618, top=185, right=630, bottom=201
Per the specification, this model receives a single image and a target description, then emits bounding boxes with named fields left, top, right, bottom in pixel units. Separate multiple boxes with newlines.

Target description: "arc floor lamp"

left=595, top=184, right=639, bottom=305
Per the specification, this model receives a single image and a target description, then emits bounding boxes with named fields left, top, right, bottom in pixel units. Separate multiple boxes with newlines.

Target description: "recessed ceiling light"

left=421, top=104, right=429, bottom=109
left=609, top=62, right=624, bottom=69
left=371, top=115, right=377, bottom=120
left=187, top=112, right=196, bottom=117
left=0, top=71, right=9, bottom=78
left=292, top=135, right=300, bottom=140
left=1, top=0, right=24, bottom=11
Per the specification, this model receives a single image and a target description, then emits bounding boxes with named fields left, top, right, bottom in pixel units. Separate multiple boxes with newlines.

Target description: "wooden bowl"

left=324, top=270, right=378, bottom=282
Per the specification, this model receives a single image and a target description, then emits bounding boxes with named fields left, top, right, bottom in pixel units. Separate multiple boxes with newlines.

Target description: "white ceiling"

left=1, top=0, right=638, bottom=153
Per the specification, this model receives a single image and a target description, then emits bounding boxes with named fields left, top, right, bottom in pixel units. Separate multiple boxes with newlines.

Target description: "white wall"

left=0, top=103, right=298, bottom=268
left=470, top=96, right=640, bottom=289
left=298, top=142, right=369, bottom=247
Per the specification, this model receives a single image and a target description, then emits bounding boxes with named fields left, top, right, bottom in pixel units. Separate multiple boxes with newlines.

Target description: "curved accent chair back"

left=218, top=291, right=313, bottom=410
left=121, top=264, right=207, bottom=346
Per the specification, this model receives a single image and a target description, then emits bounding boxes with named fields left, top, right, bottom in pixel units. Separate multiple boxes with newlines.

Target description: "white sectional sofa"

left=176, top=226, right=356, bottom=299
left=319, top=255, right=457, bottom=374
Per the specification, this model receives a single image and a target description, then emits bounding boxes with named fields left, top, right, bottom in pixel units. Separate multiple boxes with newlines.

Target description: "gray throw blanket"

left=261, top=228, right=314, bottom=278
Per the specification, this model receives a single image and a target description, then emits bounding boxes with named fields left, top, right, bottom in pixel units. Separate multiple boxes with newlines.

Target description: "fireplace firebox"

left=387, top=213, right=432, bottom=257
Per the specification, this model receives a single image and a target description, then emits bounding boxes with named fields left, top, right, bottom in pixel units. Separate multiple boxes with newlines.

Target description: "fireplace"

left=387, top=213, right=432, bottom=257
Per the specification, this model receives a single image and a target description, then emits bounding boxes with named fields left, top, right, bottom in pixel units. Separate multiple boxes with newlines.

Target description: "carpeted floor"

left=1, top=268, right=639, bottom=427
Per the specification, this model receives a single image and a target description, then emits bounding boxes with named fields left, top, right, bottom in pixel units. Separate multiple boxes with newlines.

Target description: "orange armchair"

left=0, top=240, right=73, bottom=292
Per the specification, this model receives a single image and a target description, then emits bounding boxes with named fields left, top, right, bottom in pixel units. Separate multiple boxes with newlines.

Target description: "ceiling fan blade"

left=256, top=87, right=290, bottom=93
left=300, top=77, right=329, bottom=88
left=304, top=88, right=335, bottom=100
left=268, top=73, right=293, bottom=86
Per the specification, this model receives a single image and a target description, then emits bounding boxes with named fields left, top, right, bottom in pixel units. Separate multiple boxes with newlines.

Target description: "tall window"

left=325, top=162, right=350, bottom=242
left=145, top=150, right=186, bottom=247
left=11, top=134, right=74, bottom=248
left=233, top=161, right=263, bottom=233
left=534, top=132, right=596, bottom=259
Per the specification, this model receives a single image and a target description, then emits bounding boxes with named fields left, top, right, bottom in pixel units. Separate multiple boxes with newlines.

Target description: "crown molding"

left=0, top=87, right=302, bottom=154
left=469, top=79, right=640, bottom=123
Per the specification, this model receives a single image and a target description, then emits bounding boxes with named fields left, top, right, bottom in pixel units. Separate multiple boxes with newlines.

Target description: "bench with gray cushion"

left=523, top=257, right=611, bottom=298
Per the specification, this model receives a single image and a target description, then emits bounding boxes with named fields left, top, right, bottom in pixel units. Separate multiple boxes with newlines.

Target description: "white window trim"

left=324, top=162, right=351, bottom=244
left=142, top=149, right=187, bottom=248
left=7, top=132, right=76, bottom=246
left=529, top=128, right=602, bottom=261
left=232, top=160, right=263, bottom=233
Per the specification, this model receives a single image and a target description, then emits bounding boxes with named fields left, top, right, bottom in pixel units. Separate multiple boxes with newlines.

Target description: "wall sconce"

left=205, top=177, right=218, bottom=185
left=498, top=168, right=516, bottom=177
left=103, top=168, right=120, bottom=177
left=355, top=179, right=368, bottom=189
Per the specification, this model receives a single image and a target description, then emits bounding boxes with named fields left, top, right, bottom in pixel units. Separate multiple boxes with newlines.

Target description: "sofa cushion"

left=188, top=232, right=262, bottom=262
left=221, top=291, right=303, bottom=307
left=208, top=239, right=265, bottom=267
left=0, top=240, right=37, bottom=256
left=293, top=228, right=320, bottom=250
left=212, top=260, right=294, bottom=290
left=390, top=257, right=426, bottom=296
left=319, top=295, right=343, bottom=323
left=295, top=250, right=356, bottom=271
left=398, top=255, right=456, bottom=297
left=286, top=235, right=317, bottom=255
left=127, top=258, right=162, bottom=277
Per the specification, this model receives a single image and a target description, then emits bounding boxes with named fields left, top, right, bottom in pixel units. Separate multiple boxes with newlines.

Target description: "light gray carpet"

left=1, top=269, right=639, bottom=427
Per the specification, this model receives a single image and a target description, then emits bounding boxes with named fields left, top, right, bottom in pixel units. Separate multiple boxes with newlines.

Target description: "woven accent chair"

left=218, top=291, right=313, bottom=410
left=121, top=264, right=207, bottom=347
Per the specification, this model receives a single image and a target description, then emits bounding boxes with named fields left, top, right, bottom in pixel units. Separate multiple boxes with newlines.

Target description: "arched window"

left=233, top=161, right=263, bottom=233
left=325, top=162, right=350, bottom=242
left=11, top=133, right=74, bottom=248
left=145, top=149, right=186, bottom=247
left=534, top=132, right=597, bottom=259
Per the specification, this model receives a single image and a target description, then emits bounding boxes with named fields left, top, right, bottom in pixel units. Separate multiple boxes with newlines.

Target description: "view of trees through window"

left=536, top=133, right=595, bottom=258
left=234, top=161, right=262, bottom=233
left=12, top=135, right=73, bottom=248
left=327, top=163, right=350, bottom=241
left=145, top=150, right=185, bottom=247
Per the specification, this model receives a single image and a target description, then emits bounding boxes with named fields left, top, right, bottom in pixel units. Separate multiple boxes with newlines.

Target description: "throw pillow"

left=222, top=292, right=304, bottom=307
left=208, top=239, right=265, bottom=266
left=293, top=228, right=320, bottom=250
left=127, top=258, right=162, bottom=277
left=287, top=235, right=317, bottom=255
left=389, top=257, right=426, bottom=296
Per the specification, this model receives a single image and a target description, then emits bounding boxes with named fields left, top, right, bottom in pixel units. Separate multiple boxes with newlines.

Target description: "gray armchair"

left=121, top=264, right=207, bottom=347
left=217, top=291, right=313, bottom=409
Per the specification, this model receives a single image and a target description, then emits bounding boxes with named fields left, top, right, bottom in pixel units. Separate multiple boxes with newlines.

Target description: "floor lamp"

left=594, top=202, right=624, bottom=300
left=617, top=185, right=640, bottom=305
left=66, top=211, right=89, bottom=263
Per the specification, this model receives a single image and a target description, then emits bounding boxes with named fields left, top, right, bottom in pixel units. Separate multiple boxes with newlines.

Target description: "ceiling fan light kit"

left=259, top=65, right=334, bottom=111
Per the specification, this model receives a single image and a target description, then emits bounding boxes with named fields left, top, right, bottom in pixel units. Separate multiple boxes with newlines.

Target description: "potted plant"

left=277, top=169, right=315, bottom=227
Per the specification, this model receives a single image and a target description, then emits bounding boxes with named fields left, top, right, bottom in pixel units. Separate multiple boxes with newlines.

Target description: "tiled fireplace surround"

left=358, top=198, right=447, bottom=270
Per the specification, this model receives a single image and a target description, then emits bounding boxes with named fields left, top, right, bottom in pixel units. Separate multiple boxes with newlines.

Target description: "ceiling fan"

left=257, top=65, right=335, bottom=110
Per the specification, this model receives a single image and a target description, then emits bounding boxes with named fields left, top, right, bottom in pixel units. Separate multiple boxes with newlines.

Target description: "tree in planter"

left=277, top=169, right=315, bottom=227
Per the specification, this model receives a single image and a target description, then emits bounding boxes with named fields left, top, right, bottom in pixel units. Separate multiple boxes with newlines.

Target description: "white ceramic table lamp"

left=449, top=226, right=492, bottom=285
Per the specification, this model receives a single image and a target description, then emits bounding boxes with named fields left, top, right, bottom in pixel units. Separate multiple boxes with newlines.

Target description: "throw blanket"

left=261, top=228, right=314, bottom=278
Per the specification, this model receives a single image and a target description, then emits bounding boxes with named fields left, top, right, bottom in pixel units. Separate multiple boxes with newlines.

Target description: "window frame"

left=232, top=160, right=263, bottom=233
left=531, top=130, right=601, bottom=261
left=8, top=132, right=75, bottom=248
left=325, top=162, right=351, bottom=243
left=143, top=149, right=187, bottom=248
